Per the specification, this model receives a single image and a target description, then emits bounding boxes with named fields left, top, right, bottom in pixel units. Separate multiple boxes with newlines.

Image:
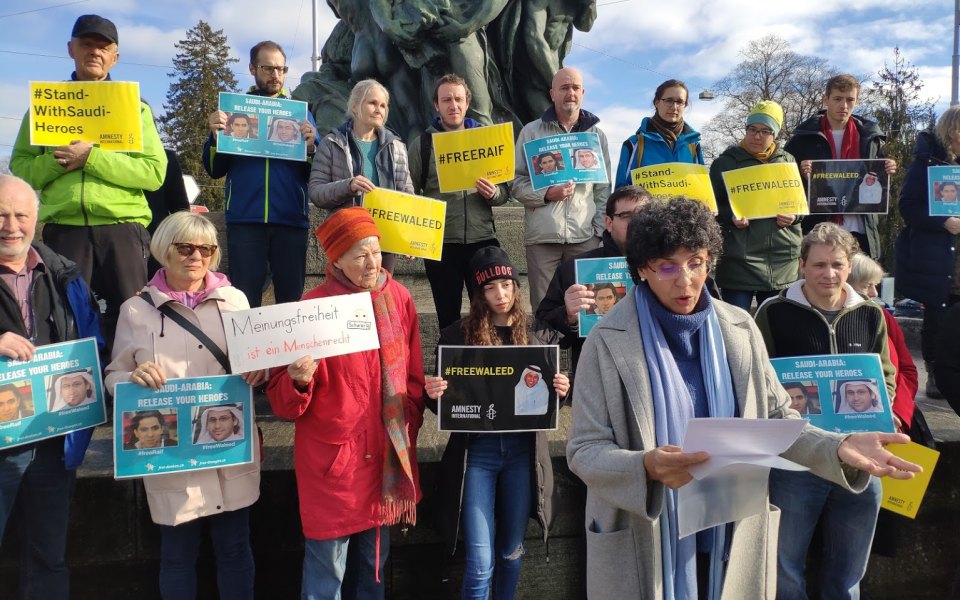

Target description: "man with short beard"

left=204, top=40, right=318, bottom=308
left=408, top=74, right=510, bottom=329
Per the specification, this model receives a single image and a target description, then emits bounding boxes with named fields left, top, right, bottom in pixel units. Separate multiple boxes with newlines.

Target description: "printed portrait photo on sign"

left=267, top=116, right=300, bottom=143
left=782, top=381, right=821, bottom=415
left=225, top=113, right=258, bottom=139
left=192, top=403, right=246, bottom=445
left=534, top=151, right=564, bottom=175
left=833, top=379, right=884, bottom=414
left=937, top=181, right=959, bottom=203
left=571, top=148, right=600, bottom=170
left=586, top=283, right=626, bottom=315
left=47, top=369, right=96, bottom=412
left=123, top=409, right=179, bottom=451
left=0, top=380, right=34, bottom=423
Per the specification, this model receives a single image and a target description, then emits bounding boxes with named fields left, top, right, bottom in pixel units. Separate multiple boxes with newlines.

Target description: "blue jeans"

left=158, top=506, right=255, bottom=600
left=769, top=469, right=882, bottom=600
left=302, top=526, right=389, bottom=600
left=461, top=433, right=532, bottom=600
left=227, top=223, right=309, bottom=307
left=720, top=288, right=780, bottom=312
left=0, top=438, right=75, bottom=600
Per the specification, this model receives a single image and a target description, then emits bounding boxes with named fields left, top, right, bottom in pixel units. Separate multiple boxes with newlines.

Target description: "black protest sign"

left=807, top=159, right=889, bottom=215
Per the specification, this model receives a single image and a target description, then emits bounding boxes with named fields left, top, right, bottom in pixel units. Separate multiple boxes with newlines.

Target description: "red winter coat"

left=882, top=309, right=917, bottom=430
left=267, top=272, right=425, bottom=540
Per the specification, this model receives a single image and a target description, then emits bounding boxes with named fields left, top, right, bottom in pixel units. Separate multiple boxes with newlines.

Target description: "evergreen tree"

left=861, top=47, right=936, bottom=269
left=159, top=21, right=239, bottom=210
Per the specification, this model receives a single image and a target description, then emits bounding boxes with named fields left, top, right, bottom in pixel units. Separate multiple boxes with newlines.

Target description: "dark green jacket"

left=710, top=144, right=801, bottom=291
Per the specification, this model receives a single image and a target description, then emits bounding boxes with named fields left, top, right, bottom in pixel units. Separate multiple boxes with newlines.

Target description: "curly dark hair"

left=625, top=196, right=723, bottom=284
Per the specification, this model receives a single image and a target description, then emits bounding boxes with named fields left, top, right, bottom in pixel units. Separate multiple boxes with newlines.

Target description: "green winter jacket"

left=710, top=144, right=801, bottom=291
left=11, top=102, right=166, bottom=227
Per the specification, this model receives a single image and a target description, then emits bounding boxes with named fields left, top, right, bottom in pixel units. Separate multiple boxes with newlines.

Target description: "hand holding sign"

left=0, top=332, right=35, bottom=361
left=425, top=375, right=448, bottom=400
left=287, top=355, right=318, bottom=388
left=545, top=182, right=575, bottom=202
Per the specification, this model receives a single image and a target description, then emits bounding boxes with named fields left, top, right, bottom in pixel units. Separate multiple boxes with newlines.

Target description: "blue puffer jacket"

left=202, top=90, right=314, bottom=229
left=614, top=117, right=704, bottom=188
left=895, top=131, right=957, bottom=306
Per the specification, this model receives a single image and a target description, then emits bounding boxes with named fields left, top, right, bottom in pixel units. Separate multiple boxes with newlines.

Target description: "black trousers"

left=43, top=222, right=149, bottom=349
left=424, top=239, right=500, bottom=330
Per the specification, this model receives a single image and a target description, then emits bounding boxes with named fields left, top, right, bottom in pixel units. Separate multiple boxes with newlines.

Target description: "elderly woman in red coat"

left=267, top=207, right=425, bottom=599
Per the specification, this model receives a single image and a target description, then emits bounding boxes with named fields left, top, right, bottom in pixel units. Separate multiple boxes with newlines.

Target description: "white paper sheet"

left=677, top=418, right=809, bottom=538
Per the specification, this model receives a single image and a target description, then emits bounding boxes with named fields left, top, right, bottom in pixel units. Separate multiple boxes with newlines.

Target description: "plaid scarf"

left=328, top=265, right=417, bottom=527
left=649, top=113, right=685, bottom=150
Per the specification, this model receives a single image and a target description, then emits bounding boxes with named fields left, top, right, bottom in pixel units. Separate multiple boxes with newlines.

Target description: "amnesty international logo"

left=485, top=404, right=497, bottom=420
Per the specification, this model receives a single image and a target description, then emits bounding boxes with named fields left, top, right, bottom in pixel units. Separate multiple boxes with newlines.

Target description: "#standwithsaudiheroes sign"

left=222, top=294, right=381, bottom=372
left=29, top=81, right=143, bottom=151
left=630, top=162, right=716, bottom=212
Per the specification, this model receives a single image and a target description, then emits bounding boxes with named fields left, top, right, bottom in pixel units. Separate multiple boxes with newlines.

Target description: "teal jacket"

left=11, top=100, right=166, bottom=227
left=710, top=144, right=801, bottom=291
left=614, top=117, right=704, bottom=188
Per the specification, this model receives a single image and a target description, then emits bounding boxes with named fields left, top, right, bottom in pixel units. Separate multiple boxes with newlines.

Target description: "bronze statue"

left=294, top=0, right=597, bottom=141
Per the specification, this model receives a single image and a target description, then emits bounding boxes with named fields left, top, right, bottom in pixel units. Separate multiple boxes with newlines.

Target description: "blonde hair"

left=849, top=253, right=884, bottom=289
left=347, top=79, right=390, bottom=123
left=935, top=106, right=960, bottom=161
left=150, top=212, right=221, bottom=270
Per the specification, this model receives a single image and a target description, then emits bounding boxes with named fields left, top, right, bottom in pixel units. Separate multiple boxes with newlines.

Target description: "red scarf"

left=820, top=115, right=860, bottom=223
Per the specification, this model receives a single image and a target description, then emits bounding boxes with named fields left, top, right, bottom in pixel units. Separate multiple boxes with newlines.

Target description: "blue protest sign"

left=113, top=374, right=254, bottom=479
left=927, top=166, right=960, bottom=217
left=215, top=92, right=309, bottom=161
left=574, top=257, right=633, bottom=336
left=0, top=338, right=105, bottom=451
left=769, top=353, right=895, bottom=433
left=522, top=132, right=609, bottom=191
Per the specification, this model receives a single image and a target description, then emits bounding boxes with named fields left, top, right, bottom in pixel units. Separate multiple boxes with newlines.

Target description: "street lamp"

left=698, top=90, right=716, bottom=101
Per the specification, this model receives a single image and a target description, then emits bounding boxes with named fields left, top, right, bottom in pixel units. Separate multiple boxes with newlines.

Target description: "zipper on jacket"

left=263, top=159, right=270, bottom=223
left=80, top=171, right=89, bottom=226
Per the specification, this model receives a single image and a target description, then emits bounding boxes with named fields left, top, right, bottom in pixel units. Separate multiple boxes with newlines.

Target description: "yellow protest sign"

left=29, top=81, right=143, bottom=151
left=631, top=162, right=716, bottom=212
left=720, top=163, right=808, bottom=219
left=363, top=189, right=447, bottom=260
left=880, top=442, right=939, bottom=519
left=432, top=123, right=514, bottom=193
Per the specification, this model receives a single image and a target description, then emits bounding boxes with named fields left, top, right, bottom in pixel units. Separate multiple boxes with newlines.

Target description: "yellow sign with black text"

left=363, top=189, right=447, bottom=261
left=29, top=81, right=143, bottom=151
left=631, top=162, right=716, bottom=212
left=432, top=123, right=515, bottom=193
left=880, top=442, right=939, bottom=519
left=721, top=162, right=808, bottom=219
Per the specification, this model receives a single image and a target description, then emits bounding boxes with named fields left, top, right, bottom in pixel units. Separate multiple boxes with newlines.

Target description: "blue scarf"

left=635, top=283, right=736, bottom=599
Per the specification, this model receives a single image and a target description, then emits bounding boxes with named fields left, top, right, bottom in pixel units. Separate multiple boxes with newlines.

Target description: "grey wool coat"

left=566, top=291, right=869, bottom=600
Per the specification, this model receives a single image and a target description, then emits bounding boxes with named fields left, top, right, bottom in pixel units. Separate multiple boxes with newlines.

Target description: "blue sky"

left=0, top=0, right=953, bottom=169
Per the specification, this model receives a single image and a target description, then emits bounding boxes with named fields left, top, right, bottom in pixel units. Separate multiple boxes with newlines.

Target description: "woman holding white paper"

left=105, top=211, right=267, bottom=600
left=424, top=246, right=569, bottom=600
left=566, top=197, right=919, bottom=599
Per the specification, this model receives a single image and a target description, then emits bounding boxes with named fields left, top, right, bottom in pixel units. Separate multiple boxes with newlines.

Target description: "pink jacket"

left=267, top=273, right=425, bottom=540
left=105, top=282, right=261, bottom=526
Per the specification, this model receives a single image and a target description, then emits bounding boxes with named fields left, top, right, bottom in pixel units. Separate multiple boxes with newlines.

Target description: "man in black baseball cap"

left=71, top=14, right=118, bottom=44
left=11, top=11, right=167, bottom=360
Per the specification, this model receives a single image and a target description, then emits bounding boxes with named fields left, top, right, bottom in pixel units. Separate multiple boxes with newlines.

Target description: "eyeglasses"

left=658, top=98, right=686, bottom=107
left=172, top=243, right=217, bottom=258
left=612, top=210, right=641, bottom=221
left=256, top=65, right=289, bottom=75
left=746, top=126, right=774, bottom=137
left=649, top=258, right=709, bottom=280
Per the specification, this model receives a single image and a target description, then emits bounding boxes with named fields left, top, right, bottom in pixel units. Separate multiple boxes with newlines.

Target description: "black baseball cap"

left=72, top=15, right=118, bottom=44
